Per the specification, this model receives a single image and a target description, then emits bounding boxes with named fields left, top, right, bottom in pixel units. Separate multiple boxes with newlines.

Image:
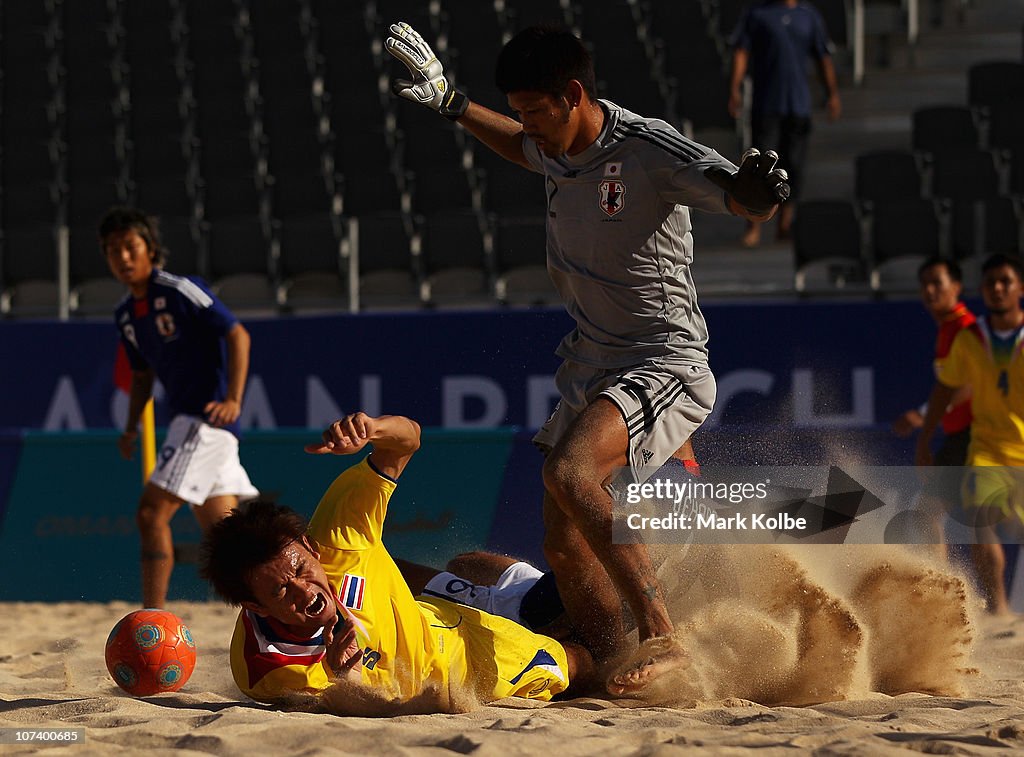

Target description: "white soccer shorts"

left=421, top=562, right=543, bottom=627
left=148, top=414, right=259, bottom=506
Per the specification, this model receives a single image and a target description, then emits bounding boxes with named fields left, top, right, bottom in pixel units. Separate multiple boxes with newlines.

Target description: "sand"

left=2, top=545, right=1024, bottom=756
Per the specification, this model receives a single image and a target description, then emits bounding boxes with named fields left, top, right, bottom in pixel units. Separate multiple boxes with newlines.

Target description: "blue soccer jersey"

left=115, top=269, right=241, bottom=435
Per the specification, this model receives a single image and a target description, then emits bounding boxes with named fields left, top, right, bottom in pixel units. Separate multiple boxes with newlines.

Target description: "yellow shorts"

left=421, top=597, right=570, bottom=702
left=962, top=443, right=1024, bottom=526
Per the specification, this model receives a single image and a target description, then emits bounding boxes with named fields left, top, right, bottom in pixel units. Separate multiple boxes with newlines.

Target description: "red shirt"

left=936, top=302, right=975, bottom=434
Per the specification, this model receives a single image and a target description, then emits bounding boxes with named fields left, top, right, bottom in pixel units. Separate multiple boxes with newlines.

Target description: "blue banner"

left=0, top=300, right=939, bottom=435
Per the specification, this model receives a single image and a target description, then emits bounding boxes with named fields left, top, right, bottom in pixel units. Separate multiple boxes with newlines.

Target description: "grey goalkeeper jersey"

left=521, top=99, right=738, bottom=370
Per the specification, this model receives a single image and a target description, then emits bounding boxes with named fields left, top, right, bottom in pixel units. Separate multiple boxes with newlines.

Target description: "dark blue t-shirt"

left=115, top=269, right=241, bottom=436
left=731, top=1, right=831, bottom=117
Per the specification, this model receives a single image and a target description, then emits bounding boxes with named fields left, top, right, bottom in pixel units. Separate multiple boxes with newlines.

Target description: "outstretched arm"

left=385, top=21, right=529, bottom=168
left=457, top=101, right=530, bottom=169
left=304, top=412, right=421, bottom=480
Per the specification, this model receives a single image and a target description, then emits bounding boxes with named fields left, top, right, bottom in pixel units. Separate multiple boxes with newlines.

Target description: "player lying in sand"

left=199, top=412, right=598, bottom=714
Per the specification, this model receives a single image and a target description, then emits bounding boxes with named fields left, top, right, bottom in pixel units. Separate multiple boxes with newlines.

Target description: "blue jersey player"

left=101, top=207, right=258, bottom=608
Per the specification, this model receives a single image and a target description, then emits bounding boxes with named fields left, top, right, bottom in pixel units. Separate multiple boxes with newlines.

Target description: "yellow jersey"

left=936, top=319, right=1024, bottom=464
left=230, top=457, right=569, bottom=704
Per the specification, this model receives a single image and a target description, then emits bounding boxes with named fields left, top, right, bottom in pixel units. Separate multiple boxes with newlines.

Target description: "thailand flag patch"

left=340, top=574, right=366, bottom=610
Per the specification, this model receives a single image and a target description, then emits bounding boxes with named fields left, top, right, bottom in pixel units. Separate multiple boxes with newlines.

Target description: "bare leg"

left=543, top=494, right=624, bottom=661
left=445, top=551, right=517, bottom=586
left=393, top=558, right=442, bottom=596
left=970, top=538, right=1010, bottom=614
left=741, top=220, right=762, bottom=248
left=560, top=640, right=599, bottom=697
left=192, top=494, right=238, bottom=532
left=136, top=483, right=183, bottom=608
left=776, top=203, right=794, bottom=240
left=543, top=399, right=674, bottom=647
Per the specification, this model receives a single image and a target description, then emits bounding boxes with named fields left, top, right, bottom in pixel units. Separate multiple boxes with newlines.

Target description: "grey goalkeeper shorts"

left=532, top=359, right=716, bottom=482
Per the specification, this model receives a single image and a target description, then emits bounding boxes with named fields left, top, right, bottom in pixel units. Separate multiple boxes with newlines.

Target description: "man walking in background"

left=728, top=0, right=842, bottom=246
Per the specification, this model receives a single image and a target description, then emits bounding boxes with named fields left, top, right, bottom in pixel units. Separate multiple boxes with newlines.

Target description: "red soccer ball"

left=104, top=609, right=197, bottom=696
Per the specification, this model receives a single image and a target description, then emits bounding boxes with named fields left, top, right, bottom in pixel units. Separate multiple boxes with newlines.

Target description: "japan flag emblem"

left=598, top=179, right=625, bottom=216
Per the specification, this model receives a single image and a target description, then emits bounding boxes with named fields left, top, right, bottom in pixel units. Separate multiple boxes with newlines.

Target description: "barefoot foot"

left=606, top=636, right=688, bottom=696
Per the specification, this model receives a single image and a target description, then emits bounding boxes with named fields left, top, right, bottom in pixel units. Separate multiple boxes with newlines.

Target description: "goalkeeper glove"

left=705, top=149, right=790, bottom=216
left=385, top=22, right=468, bottom=120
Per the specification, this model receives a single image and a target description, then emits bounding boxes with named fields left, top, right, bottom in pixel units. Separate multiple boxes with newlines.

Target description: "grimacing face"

left=242, top=536, right=338, bottom=633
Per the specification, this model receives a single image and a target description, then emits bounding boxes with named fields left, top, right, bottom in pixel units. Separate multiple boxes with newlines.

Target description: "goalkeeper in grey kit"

left=386, top=22, right=790, bottom=696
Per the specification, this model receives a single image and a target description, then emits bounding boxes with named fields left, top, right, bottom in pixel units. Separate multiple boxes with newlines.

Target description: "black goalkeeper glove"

left=385, top=22, right=468, bottom=121
left=705, top=149, right=790, bottom=216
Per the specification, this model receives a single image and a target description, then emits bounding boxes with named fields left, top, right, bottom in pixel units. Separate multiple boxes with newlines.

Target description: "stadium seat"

left=270, top=171, right=340, bottom=221
left=987, top=100, right=1024, bottom=152
left=319, top=12, right=389, bottom=124
left=870, top=198, right=943, bottom=291
left=395, top=106, right=470, bottom=173
left=66, top=137, right=128, bottom=186
left=792, top=200, right=866, bottom=292
left=211, top=273, right=280, bottom=316
left=420, top=209, right=494, bottom=308
left=2, top=100, right=59, bottom=141
left=281, top=272, right=350, bottom=314
left=2, top=139, right=60, bottom=187
left=249, top=0, right=311, bottom=58
left=0, top=225, right=60, bottom=318
left=335, top=126, right=406, bottom=216
left=200, top=174, right=269, bottom=222
left=351, top=212, right=422, bottom=311
left=967, top=61, right=1024, bottom=111
left=68, top=223, right=108, bottom=286
left=1, top=280, right=61, bottom=319
left=441, top=0, right=509, bottom=113
left=408, top=166, right=478, bottom=215
left=277, top=214, right=344, bottom=281
left=578, top=2, right=676, bottom=125
left=71, top=279, right=128, bottom=318
left=204, top=216, right=273, bottom=280
left=1, top=57, right=62, bottom=108
left=66, top=176, right=131, bottom=228
left=134, top=176, right=198, bottom=220
left=1011, top=150, right=1024, bottom=196
left=132, top=133, right=194, bottom=182
left=506, top=0, right=570, bottom=31
left=912, top=106, right=979, bottom=155
left=475, top=149, right=548, bottom=217
left=930, top=149, right=1000, bottom=202
left=278, top=214, right=349, bottom=314
left=854, top=150, right=923, bottom=208
left=2, top=183, right=61, bottom=230
left=493, top=217, right=559, bottom=307
left=158, top=216, right=204, bottom=277
left=952, top=197, right=1022, bottom=260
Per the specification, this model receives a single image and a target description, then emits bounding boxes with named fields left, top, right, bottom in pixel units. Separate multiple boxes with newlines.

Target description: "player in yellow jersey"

left=200, top=412, right=595, bottom=712
left=917, top=253, right=1024, bottom=614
